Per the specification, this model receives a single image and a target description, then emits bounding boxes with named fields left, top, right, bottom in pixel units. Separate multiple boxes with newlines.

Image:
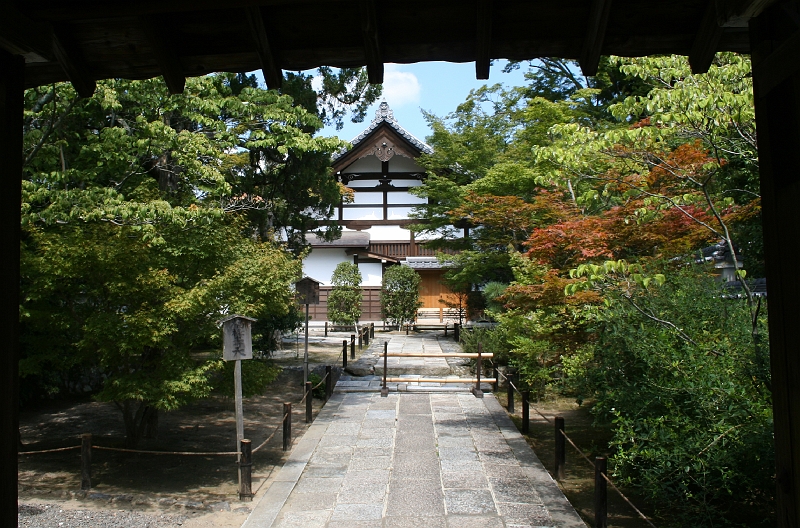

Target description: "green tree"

left=327, top=262, right=362, bottom=325
left=380, top=265, right=421, bottom=329
left=568, top=262, right=772, bottom=525
left=411, top=53, right=771, bottom=523
left=19, top=73, right=363, bottom=446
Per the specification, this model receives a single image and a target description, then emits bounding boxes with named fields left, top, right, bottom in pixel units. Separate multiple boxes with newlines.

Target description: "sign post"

left=295, top=277, right=321, bottom=387
left=219, top=314, right=256, bottom=496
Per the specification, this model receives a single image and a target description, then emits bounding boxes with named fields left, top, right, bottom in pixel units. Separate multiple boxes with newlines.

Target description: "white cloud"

left=311, top=74, right=323, bottom=93
left=382, top=65, right=421, bottom=107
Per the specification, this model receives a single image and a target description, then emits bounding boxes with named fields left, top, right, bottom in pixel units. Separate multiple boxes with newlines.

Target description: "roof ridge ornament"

left=332, top=100, right=433, bottom=160
left=373, top=101, right=395, bottom=123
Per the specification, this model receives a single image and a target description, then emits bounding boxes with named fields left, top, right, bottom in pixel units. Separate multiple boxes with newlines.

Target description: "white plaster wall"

left=388, top=191, right=426, bottom=204
left=388, top=156, right=424, bottom=172
left=341, top=156, right=381, bottom=173
left=362, top=225, right=412, bottom=240
left=303, top=248, right=350, bottom=286
left=358, top=262, right=384, bottom=286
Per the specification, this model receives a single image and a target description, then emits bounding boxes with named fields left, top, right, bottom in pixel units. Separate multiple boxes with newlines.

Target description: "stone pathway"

left=341, top=333, right=484, bottom=392
left=242, top=335, right=586, bottom=527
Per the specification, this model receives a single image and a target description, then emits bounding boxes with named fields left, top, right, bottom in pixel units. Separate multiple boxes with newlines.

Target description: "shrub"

left=327, top=262, right=362, bottom=325
left=380, top=265, right=421, bottom=328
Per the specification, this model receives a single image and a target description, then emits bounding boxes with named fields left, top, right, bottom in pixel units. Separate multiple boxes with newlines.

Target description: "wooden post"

left=305, top=381, right=312, bottom=423
left=325, top=365, right=332, bottom=400
left=239, top=439, right=252, bottom=501
left=234, top=359, right=244, bottom=451
left=507, top=371, right=515, bottom=413
left=444, top=322, right=448, bottom=337
left=364, top=326, right=369, bottom=346
left=80, top=433, right=92, bottom=490
left=555, top=416, right=566, bottom=480
left=381, top=341, right=389, bottom=397
left=304, top=304, right=309, bottom=387
left=324, top=321, right=328, bottom=336
left=282, top=403, right=291, bottom=451
left=350, top=334, right=355, bottom=359
left=342, top=340, right=348, bottom=364
left=522, top=391, right=530, bottom=434
left=303, top=304, right=308, bottom=383
left=453, top=323, right=460, bottom=342
left=595, top=456, right=608, bottom=528
left=370, top=323, right=374, bottom=339
left=0, top=51, right=23, bottom=525
left=358, top=328, right=363, bottom=349
left=472, top=342, right=484, bottom=398
left=493, top=367, right=499, bottom=392
left=751, top=9, right=800, bottom=524
left=343, top=343, right=347, bottom=369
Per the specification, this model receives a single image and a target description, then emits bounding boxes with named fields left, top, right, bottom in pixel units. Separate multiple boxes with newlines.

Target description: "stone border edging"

left=241, top=394, right=343, bottom=527
left=484, top=396, right=587, bottom=527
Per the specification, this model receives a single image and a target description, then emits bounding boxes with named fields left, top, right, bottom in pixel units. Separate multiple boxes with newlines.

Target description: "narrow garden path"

left=243, top=332, right=585, bottom=527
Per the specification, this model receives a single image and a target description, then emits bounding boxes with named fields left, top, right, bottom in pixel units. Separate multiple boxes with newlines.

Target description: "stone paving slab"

left=243, top=391, right=585, bottom=528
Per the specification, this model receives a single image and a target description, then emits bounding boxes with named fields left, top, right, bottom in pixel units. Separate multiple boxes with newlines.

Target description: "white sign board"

left=220, top=315, right=256, bottom=361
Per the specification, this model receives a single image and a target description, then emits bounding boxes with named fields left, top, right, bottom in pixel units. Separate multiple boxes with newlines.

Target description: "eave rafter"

left=752, top=26, right=800, bottom=97
left=691, top=0, right=779, bottom=73
left=0, top=4, right=95, bottom=97
left=475, top=0, right=492, bottom=80
left=361, top=0, right=383, bottom=84
left=715, top=0, right=778, bottom=27
left=689, top=0, right=725, bottom=74
left=139, top=18, right=185, bottom=95
left=245, top=6, right=282, bottom=90
left=579, top=0, right=612, bottom=76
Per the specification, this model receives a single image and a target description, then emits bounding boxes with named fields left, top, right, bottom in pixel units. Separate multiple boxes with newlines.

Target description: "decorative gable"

left=332, top=102, right=433, bottom=172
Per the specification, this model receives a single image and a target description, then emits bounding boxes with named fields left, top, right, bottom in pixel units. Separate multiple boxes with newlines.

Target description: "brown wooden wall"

left=418, top=270, right=455, bottom=309
left=305, top=274, right=454, bottom=322
left=307, top=286, right=383, bottom=322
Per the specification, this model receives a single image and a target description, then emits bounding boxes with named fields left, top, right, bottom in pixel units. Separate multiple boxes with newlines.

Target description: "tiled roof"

left=307, top=231, right=369, bottom=248
left=332, top=102, right=433, bottom=161
left=401, top=256, right=451, bottom=270
left=721, top=278, right=767, bottom=299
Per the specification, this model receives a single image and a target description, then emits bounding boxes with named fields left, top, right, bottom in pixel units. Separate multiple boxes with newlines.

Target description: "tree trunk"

left=119, top=400, right=159, bottom=448
left=144, top=406, right=159, bottom=439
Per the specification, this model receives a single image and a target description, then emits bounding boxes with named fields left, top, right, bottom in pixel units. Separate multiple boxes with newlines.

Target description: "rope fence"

left=491, top=360, right=657, bottom=528
left=18, top=445, right=81, bottom=455
left=92, top=446, right=239, bottom=456
left=17, top=361, right=343, bottom=502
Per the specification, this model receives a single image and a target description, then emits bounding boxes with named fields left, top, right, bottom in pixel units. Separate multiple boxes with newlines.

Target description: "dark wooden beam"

left=139, top=18, right=185, bottom=95
left=476, top=0, right=492, bottom=80
left=579, top=0, right=612, bottom=76
left=716, top=0, right=778, bottom=26
left=0, top=4, right=94, bottom=97
left=360, top=0, right=383, bottom=84
left=26, top=0, right=345, bottom=22
left=245, top=6, right=282, bottom=90
left=751, top=27, right=800, bottom=97
left=689, top=0, right=724, bottom=74
left=750, top=4, right=800, bottom=526
left=0, top=4, right=53, bottom=61
left=0, top=49, right=23, bottom=528
left=51, top=31, right=96, bottom=98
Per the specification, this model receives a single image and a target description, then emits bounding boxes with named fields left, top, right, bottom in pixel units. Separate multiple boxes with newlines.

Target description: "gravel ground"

left=19, top=503, right=189, bottom=527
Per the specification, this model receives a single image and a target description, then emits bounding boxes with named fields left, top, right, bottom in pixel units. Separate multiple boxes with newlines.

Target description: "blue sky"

left=316, top=61, right=530, bottom=144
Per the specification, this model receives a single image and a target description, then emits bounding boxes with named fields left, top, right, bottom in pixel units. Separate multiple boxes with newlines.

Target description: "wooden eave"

left=3, top=0, right=771, bottom=96
left=345, top=248, right=400, bottom=262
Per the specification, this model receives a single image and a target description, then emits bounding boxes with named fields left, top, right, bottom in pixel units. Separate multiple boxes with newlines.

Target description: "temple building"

left=303, top=102, right=457, bottom=322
